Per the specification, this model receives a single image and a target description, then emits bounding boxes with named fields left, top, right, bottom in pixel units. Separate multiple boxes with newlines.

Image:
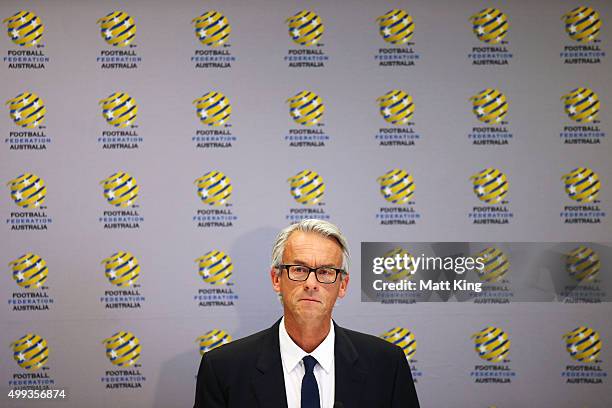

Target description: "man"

left=195, top=219, right=419, bottom=407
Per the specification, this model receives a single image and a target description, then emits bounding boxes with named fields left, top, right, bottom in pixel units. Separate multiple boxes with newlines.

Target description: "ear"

left=270, top=267, right=281, bottom=293
left=337, top=273, right=349, bottom=299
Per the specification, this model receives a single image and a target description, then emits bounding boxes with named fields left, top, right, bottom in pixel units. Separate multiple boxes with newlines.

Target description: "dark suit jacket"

left=194, top=319, right=419, bottom=407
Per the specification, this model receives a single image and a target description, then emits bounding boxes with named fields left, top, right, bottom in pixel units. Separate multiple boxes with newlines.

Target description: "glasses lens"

left=316, top=268, right=337, bottom=283
left=288, top=265, right=309, bottom=281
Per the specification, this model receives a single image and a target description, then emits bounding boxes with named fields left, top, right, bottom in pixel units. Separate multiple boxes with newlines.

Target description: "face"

left=271, top=231, right=349, bottom=324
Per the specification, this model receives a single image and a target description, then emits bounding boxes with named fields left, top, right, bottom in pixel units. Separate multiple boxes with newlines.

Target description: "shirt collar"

left=279, top=316, right=335, bottom=375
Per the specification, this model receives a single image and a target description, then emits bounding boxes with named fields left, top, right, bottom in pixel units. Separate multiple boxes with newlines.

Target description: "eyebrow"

left=289, top=259, right=340, bottom=268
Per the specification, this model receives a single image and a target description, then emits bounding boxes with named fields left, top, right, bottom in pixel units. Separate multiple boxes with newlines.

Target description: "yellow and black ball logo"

left=561, top=88, right=599, bottom=123
left=103, top=331, right=141, bottom=366
left=562, top=167, right=600, bottom=203
left=380, top=327, right=417, bottom=360
left=195, top=171, right=232, bottom=206
left=287, top=10, right=324, bottom=46
left=3, top=11, right=44, bottom=47
left=563, top=327, right=601, bottom=362
left=563, top=7, right=601, bottom=43
left=472, top=326, right=510, bottom=362
left=193, top=92, right=232, bottom=126
left=287, top=91, right=324, bottom=126
left=6, top=92, right=46, bottom=128
left=470, top=89, right=508, bottom=124
left=470, top=168, right=508, bottom=204
left=11, top=333, right=49, bottom=370
left=377, top=10, right=414, bottom=45
left=470, top=8, right=508, bottom=44
left=196, top=250, right=233, bottom=285
left=566, top=246, right=600, bottom=282
left=97, top=11, right=136, bottom=47
left=288, top=170, right=325, bottom=205
left=7, top=173, right=46, bottom=208
left=473, top=247, right=509, bottom=282
left=100, top=171, right=139, bottom=207
left=99, top=92, right=138, bottom=128
left=10, top=253, right=48, bottom=289
left=101, top=252, right=140, bottom=287
left=377, top=90, right=414, bottom=125
left=192, top=11, right=231, bottom=47
left=197, top=329, right=232, bottom=355
left=377, top=169, right=415, bottom=204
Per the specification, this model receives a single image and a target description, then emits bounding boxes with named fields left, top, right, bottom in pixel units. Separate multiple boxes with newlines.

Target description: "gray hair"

left=271, top=219, right=350, bottom=273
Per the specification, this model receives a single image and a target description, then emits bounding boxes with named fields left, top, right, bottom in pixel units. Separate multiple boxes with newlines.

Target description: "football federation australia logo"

left=99, top=92, right=138, bottom=128
left=197, top=329, right=232, bottom=355
left=561, top=88, right=599, bottom=123
left=566, top=246, right=600, bottom=282
left=7, top=173, right=46, bottom=208
left=193, top=92, right=231, bottom=126
left=563, top=327, right=601, bottom=362
left=380, top=327, right=417, bottom=360
left=377, top=169, right=415, bottom=204
left=562, top=168, right=600, bottom=202
left=382, top=248, right=415, bottom=282
left=101, top=252, right=140, bottom=287
left=6, top=92, right=46, bottom=128
left=288, top=170, right=325, bottom=205
left=195, top=171, right=232, bottom=206
left=11, top=333, right=49, bottom=370
left=3, top=11, right=44, bottom=47
left=470, top=8, right=508, bottom=43
left=103, top=331, right=141, bottom=366
left=378, top=90, right=414, bottom=125
left=287, top=10, right=324, bottom=46
left=10, top=253, right=48, bottom=289
left=196, top=250, right=233, bottom=285
left=472, top=326, right=510, bottom=362
left=563, top=7, right=601, bottom=43
left=97, top=11, right=136, bottom=47
left=192, top=11, right=231, bottom=47
left=377, top=10, right=414, bottom=44
left=473, top=248, right=509, bottom=282
left=470, top=168, right=508, bottom=204
left=470, top=89, right=508, bottom=124
left=100, top=171, right=139, bottom=207
left=287, top=91, right=324, bottom=126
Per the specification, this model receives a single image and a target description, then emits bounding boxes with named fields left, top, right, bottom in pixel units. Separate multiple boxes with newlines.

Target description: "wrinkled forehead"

left=282, top=231, right=343, bottom=264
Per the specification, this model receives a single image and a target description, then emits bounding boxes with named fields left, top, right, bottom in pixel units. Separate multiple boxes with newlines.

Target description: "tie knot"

left=302, top=355, right=318, bottom=373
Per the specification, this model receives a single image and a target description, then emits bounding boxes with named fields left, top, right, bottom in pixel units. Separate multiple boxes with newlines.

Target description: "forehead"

left=282, top=231, right=343, bottom=263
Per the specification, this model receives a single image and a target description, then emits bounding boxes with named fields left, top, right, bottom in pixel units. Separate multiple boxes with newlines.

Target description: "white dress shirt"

left=279, top=317, right=335, bottom=408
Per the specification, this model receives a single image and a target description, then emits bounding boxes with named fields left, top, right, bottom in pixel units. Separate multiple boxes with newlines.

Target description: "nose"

left=303, top=270, right=320, bottom=290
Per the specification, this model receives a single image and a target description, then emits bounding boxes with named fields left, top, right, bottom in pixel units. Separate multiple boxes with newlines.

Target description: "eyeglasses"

left=277, top=264, right=345, bottom=284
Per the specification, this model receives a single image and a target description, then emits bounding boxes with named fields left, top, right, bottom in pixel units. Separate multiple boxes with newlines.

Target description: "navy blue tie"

left=301, top=355, right=320, bottom=408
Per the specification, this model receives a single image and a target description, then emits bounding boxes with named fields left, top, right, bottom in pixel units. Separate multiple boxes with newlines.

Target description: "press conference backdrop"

left=1, top=0, right=611, bottom=406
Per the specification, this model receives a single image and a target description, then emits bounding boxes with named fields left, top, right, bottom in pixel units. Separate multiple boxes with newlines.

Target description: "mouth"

left=299, top=298, right=321, bottom=303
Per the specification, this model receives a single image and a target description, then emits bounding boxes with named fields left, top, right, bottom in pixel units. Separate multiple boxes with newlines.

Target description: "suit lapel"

left=251, top=319, right=288, bottom=408
left=334, top=323, right=367, bottom=407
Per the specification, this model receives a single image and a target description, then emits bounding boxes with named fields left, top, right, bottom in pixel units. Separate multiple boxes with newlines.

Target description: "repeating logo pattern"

left=381, top=248, right=415, bottom=281
left=563, top=327, right=601, bottom=362
left=10, top=253, right=48, bottom=289
left=99, top=92, right=138, bottom=128
left=3, top=10, right=44, bottom=47
left=7, top=173, right=46, bottom=208
left=97, top=11, right=136, bottom=47
left=11, top=333, right=49, bottom=370
left=470, top=168, right=508, bottom=204
left=470, top=8, right=508, bottom=44
left=192, top=11, right=231, bottom=47
left=100, top=172, right=139, bottom=207
left=196, top=250, right=233, bottom=285
left=380, top=327, right=417, bottom=360
left=287, top=91, right=324, bottom=126
left=377, top=90, right=414, bottom=125
left=193, top=92, right=231, bottom=126
left=562, top=168, right=600, bottom=203
left=288, top=170, right=325, bottom=205
left=566, top=246, right=600, bottom=282
left=470, top=89, right=508, bottom=124
left=377, top=169, right=415, bottom=204
left=287, top=10, right=324, bottom=46
left=6, top=92, right=46, bottom=128
left=563, top=7, right=601, bottom=43
left=197, top=329, right=232, bottom=355
left=103, top=331, right=141, bottom=366
left=195, top=171, right=232, bottom=206
left=101, top=252, right=140, bottom=287
left=377, top=10, right=414, bottom=44
left=561, top=88, right=599, bottom=123
left=474, top=247, right=509, bottom=282
left=472, top=326, right=510, bottom=362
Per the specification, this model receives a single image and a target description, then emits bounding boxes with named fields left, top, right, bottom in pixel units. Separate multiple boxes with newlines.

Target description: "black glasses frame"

left=277, top=264, right=345, bottom=284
